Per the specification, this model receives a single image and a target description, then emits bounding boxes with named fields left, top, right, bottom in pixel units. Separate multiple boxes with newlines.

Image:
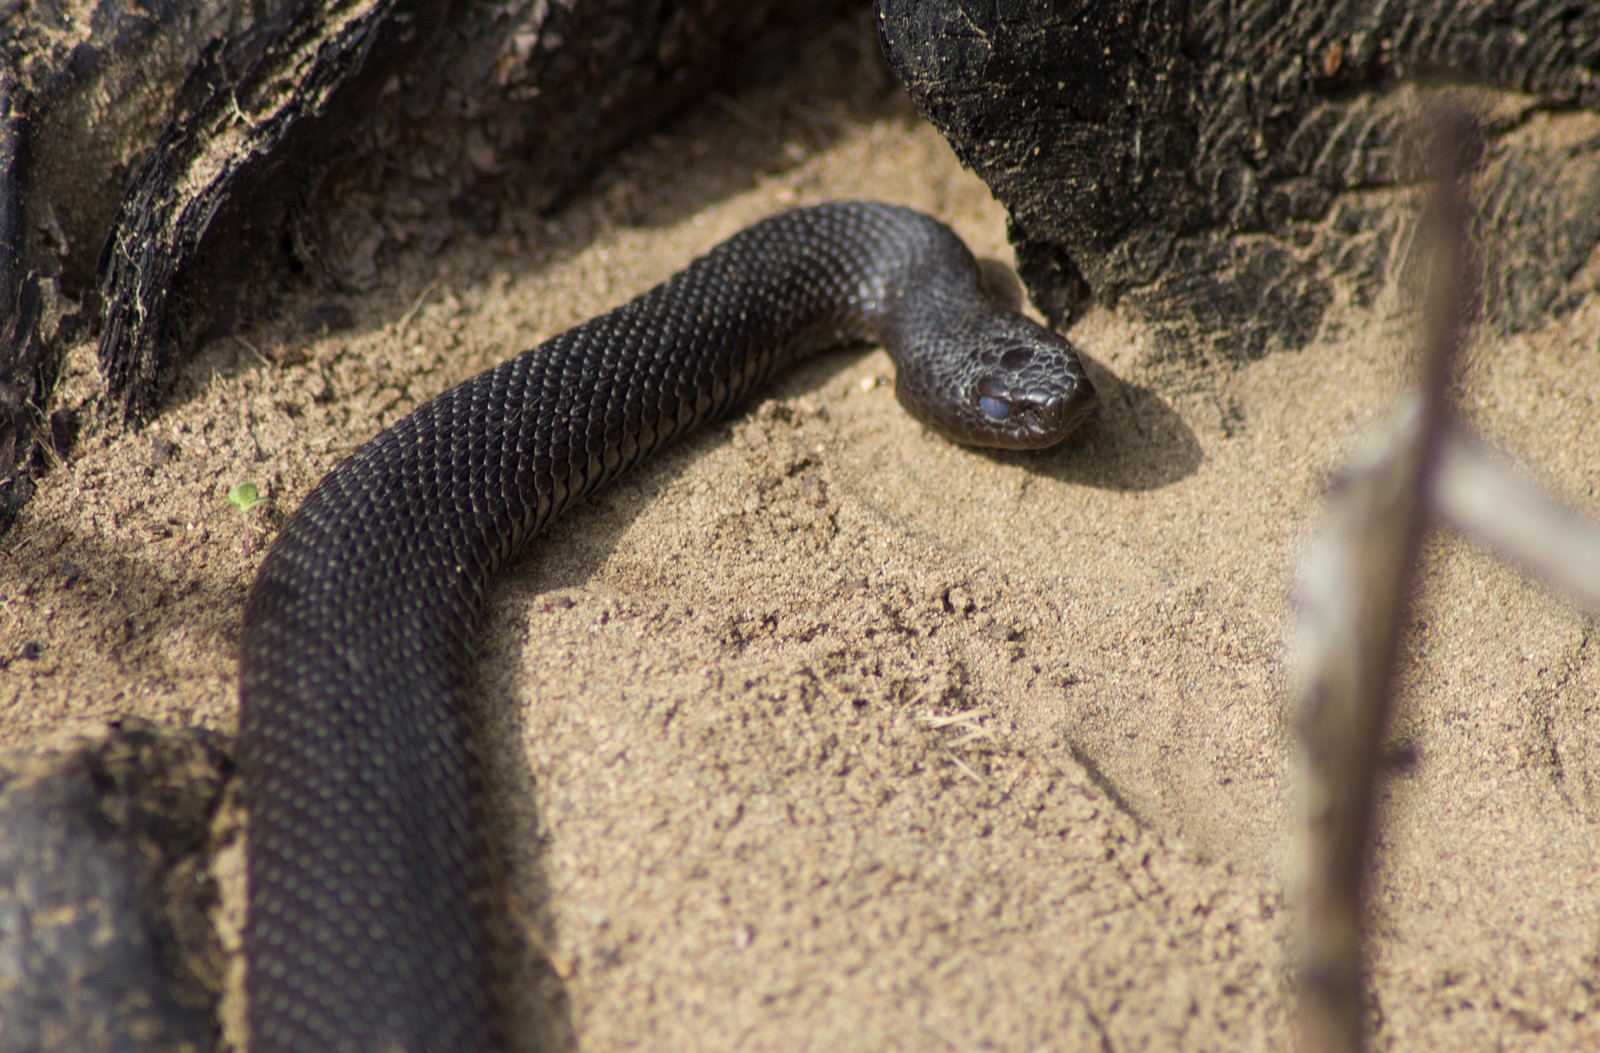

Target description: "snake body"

left=238, top=202, right=1096, bottom=1052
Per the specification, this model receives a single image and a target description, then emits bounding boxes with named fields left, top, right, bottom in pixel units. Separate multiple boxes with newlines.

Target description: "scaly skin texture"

left=239, top=201, right=1095, bottom=1053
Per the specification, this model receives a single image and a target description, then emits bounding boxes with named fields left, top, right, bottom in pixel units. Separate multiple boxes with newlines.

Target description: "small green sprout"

left=228, top=481, right=267, bottom=513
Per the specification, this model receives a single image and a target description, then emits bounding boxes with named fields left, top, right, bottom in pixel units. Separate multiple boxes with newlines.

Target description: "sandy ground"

left=4, top=10, right=1600, bottom=1051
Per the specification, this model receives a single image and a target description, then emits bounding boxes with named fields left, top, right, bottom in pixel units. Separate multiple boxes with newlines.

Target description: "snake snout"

left=1041, top=372, right=1099, bottom=434
left=973, top=368, right=1097, bottom=447
left=1021, top=378, right=1098, bottom=439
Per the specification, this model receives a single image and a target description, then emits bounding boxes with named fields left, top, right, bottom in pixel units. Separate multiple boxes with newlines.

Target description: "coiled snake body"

left=239, top=202, right=1096, bottom=1052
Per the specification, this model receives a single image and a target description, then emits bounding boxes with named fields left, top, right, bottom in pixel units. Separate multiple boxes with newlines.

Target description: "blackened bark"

left=876, top=1, right=1600, bottom=365
left=0, top=0, right=845, bottom=530
left=0, top=721, right=234, bottom=1053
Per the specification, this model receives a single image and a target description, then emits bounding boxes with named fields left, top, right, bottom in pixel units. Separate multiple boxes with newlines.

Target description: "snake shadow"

left=470, top=675, right=582, bottom=1053
left=466, top=418, right=782, bottom=1052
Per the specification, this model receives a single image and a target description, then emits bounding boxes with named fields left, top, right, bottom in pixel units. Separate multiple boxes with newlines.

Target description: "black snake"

left=238, top=201, right=1097, bottom=1052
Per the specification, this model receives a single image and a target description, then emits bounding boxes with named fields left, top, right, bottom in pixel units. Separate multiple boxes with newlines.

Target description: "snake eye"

left=979, top=395, right=1012, bottom=420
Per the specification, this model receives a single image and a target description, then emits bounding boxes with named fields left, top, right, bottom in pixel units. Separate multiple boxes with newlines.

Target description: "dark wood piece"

left=877, top=1, right=1600, bottom=363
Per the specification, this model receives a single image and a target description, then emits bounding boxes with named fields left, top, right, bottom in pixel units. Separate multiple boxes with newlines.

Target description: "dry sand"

left=3, top=11, right=1599, bottom=1051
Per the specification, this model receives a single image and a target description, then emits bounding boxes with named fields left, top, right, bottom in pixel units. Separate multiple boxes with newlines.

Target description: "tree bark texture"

left=877, top=1, right=1600, bottom=364
left=0, top=0, right=844, bottom=528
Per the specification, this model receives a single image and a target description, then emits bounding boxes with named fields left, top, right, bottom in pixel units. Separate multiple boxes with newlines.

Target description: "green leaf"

left=228, top=481, right=266, bottom=512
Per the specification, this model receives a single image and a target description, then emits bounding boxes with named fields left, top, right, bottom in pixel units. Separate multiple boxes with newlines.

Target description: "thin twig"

left=234, top=334, right=272, bottom=367
left=396, top=278, right=440, bottom=337
left=1432, top=427, right=1600, bottom=610
left=1293, top=110, right=1474, bottom=1053
left=707, top=93, right=763, bottom=130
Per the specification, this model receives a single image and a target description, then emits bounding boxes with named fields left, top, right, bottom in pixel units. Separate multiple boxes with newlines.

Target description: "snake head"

left=892, top=306, right=1097, bottom=451
left=967, top=329, right=1099, bottom=449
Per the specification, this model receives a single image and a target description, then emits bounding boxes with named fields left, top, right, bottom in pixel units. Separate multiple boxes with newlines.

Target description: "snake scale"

left=238, top=201, right=1097, bottom=1052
